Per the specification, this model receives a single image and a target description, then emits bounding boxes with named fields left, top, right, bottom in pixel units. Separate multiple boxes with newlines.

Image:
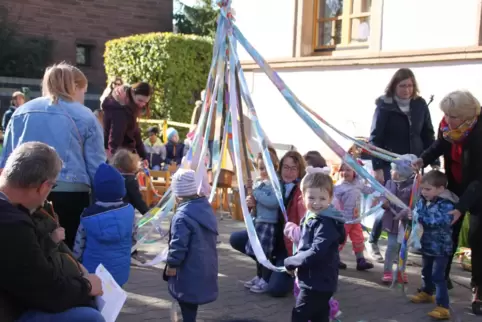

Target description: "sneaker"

left=366, top=241, right=384, bottom=262
left=356, top=258, right=374, bottom=271
left=339, top=261, right=347, bottom=269
left=244, top=276, right=260, bottom=289
left=409, top=291, right=435, bottom=304
left=131, top=252, right=147, bottom=265
left=250, top=278, right=269, bottom=293
left=427, top=306, right=451, bottom=320
left=381, top=272, right=393, bottom=283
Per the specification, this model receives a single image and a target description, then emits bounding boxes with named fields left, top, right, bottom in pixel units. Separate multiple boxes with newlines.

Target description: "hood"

left=178, top=197, right=218, bottom=234
left=317, top=205, right=346, bottom=223
left=375, top=95, right=405, bottom=114
left=438, top=189, right=459, bottom=204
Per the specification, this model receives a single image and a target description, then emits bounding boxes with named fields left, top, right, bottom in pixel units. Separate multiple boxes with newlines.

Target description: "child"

left=381, top=154, right=417, bottom=283
left=165, top=127, right=186, bottom=168
left=244, top=153, right=279, bottom=293
left=144, top=126, right=166, bottom=170
left=73, top=163, right=135, bottom=286
left=303, top=150, right=327, bottom=169
left=164, top=169, right=218, bottom=322
left=32, top=201, right=87, bottom=278
left=111, top=149, right=150, bottom=264
left=335, top=162, right=374, bottom=270
left=409, top=170, right=457, bottom=320
left=284, top=168, right=346, bottom=322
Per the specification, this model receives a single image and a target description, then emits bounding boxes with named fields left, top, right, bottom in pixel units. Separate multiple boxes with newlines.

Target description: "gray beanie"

left=172, top=169, right=198, bottom=197
left=391, top=154, right=418, bottom=181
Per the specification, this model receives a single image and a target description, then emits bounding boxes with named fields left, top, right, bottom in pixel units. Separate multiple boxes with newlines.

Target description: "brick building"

left=2, top=0, right=173, bottom=91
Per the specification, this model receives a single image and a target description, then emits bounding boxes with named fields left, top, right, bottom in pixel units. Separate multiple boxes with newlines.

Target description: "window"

left=313, top=0, right=371, bottom=52
left=76, top=44, right=93, bottom=67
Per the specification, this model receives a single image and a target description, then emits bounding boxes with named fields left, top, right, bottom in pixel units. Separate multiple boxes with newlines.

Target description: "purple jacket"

left=381, top=178, right=413, bottom=234
left=334, top=179, right=374, bottom=221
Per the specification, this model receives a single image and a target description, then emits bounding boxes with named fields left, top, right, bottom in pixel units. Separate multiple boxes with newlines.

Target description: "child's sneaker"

left=339, top=261, right=347, bottom=269
left=244, top=276, right=260, bottom=289
left=427, top=306, right=451, bottom=320
left=381, top=272, right=393, bottom=283
left=356, top=258, right=374, bottom=271
left=250, top=278, right=269, bottom=293
left=409, top=291, right=435, bottom=304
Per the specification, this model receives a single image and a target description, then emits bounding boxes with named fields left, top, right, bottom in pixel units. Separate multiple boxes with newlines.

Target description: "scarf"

left=440, top=117, right=477, bottom=144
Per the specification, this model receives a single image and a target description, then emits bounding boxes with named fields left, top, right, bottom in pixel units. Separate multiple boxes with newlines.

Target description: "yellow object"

left=427, top=307, right=451, bottom=320
left=409, top=292, right=435, bottom=304
left=162, top=120, right=168, bottom=144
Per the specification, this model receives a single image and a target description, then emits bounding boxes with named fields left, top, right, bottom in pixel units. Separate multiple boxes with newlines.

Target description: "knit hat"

left=171, top=168, right=198, bottom=197
left=93, top=163, right=126, bottom=202
left=166, top=127, right=179, bottom=141
left=391, top=154, right=418, bottom=181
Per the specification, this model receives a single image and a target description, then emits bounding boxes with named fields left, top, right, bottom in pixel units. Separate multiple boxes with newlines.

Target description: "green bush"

left=104, top=32, right=213, bottom=124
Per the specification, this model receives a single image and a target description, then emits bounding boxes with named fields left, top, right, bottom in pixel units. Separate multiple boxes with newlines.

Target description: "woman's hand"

left=85, top=274, right=104, bottom=296
left=412, top=158, right=424, bottom=171
left=374, top=169, right=384, bottom=184
left=449, top=209, right=463, bottom=225
left=246, top=195, right=256, bottom=208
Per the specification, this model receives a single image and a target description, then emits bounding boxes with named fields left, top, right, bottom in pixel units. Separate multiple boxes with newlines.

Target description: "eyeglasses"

left=282, top=165, right=298, bottom=172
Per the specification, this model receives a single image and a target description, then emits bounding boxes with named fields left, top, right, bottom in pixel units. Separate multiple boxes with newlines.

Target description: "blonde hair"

left=110, top=149, right=140, bottom=174
left=439, top=90, right=481, bottom=120
left=42, top=62, right=88, bottom=103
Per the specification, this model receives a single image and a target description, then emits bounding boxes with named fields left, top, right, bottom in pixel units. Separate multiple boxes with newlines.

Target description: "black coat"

left=369, top=96, right=437, bottom=170
left=0, top=200, right=92, bottom=322
left=421, top=114, right=482, bottom=215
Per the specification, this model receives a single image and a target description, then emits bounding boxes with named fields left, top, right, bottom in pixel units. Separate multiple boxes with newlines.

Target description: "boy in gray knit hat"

left=164, top=168, right=219, bottom=321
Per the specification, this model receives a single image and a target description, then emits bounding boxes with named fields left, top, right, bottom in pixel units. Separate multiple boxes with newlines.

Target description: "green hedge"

left=104, top=32, right=213, bottom=124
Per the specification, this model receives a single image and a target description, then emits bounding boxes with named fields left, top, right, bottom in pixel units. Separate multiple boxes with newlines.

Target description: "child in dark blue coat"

left=164, top=168, right=218, bottom=322
left=73, top=163, right=135, bottom=287
left=409, top=170, right=457, bottom=320
left=284, top=168, right=346, bottom=322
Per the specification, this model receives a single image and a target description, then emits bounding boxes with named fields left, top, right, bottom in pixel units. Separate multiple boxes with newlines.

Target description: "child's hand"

left=285, top=269, right=295, bottom=277
left=381, top=200, right=390, bottom=210
left=166, top=266, right=177, bottom=277
left=246, top=195, right=256, bottom=208
left=246, top=178, right=253, bottom=190
left=50, top=227, right=65, bottom=244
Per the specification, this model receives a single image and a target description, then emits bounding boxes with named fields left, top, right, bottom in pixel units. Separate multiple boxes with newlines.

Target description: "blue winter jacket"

left=369, top=95, right=437, bottom=171
left=0, top=97, right=105, bottom=188
left=80, top=203, right=135, bottom=286
left=253, top=179, right=279, bottom=224
left=167, top=197, right=218, bottom=305
left=416, top=190, right=458, bottom=257
left=284, top=206, right=346, bottom=292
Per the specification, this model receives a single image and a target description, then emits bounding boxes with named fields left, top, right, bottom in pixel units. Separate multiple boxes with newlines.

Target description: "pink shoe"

left=381, top=272, right=393, bottom=283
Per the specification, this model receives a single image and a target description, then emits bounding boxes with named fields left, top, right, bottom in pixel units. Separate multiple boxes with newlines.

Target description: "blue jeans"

left=17, top=307, right=105, bottom=322
left=369, top=165, right=391, bottom=244
left=422, top=255, right=450, bottom=308
left=384, top=233, right=399, bottom=272
left=229, top=230, right=293, bottom=297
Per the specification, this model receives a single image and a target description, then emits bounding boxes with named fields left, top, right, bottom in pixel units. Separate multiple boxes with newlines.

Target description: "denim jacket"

left=253, top=179, right=279, bottom=224
left=0, top=97, right=106, bottom=189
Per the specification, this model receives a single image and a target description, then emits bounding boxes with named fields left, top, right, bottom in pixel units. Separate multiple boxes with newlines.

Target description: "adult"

left=99, top=76, right=123, bottom=105
left=0, top=63, right=106, bottom=249
left=103, top=82, right=152, bottom=160
left=0, top=142, right=104, bottom=322
left=367, top=68, right=437, bottom=261
left=230, top=150, right=306, bottom=297
left=2, top=91, right=25, bottom=130
left=413, top=90, right=482, bottom=314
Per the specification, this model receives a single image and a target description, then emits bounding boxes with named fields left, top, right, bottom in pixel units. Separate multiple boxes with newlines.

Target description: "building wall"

left=3, top=0, right=173, bottom=90
left=231, top=0, right=482, bottom=163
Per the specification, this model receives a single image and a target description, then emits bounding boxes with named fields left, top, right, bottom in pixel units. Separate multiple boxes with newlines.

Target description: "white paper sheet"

left=95, top=264, right=127, bottom=322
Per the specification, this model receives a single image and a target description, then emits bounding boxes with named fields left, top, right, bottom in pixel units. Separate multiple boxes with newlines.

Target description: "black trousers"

left=292, top=288, right=333, bottom=322
left=469, top=214, right=482, bottom=288
left=445, top=215, right=464, bottom=280
left=48, top=191, right=91, bottom=250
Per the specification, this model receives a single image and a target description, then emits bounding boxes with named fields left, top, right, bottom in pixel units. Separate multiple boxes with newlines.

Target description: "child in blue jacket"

left=164, top=169, right=218, bottom=322
left=409, top=170, right=457, bottom=320
left=284, top=168, right=346, bottom=322
left=73, top=163, right=135, bottom=287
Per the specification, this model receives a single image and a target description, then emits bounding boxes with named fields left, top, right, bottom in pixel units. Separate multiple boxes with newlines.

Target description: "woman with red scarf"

left=413, top=90, right=482, bottom=315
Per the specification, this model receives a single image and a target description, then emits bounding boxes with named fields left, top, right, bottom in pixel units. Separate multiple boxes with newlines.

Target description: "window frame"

left=312, top=0, right=372, bottom=52
left=75, top=44, right=93, bottom=67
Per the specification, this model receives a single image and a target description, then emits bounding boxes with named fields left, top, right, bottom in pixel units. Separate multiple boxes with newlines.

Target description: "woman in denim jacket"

left=0, top=63, right=106, bottom=249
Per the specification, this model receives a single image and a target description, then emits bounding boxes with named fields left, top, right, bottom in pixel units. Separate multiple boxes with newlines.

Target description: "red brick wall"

left=3, top=0, right=173, bottom=90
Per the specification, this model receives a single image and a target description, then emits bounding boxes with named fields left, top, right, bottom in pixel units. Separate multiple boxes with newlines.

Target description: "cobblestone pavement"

left=118, top=215, right=477, bottom=322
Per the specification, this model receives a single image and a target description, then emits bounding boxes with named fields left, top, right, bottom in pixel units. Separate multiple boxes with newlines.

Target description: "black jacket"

left=123, top=174, right=149, bottom=214
left=369, top=96, right=437, bottom=170
left=421, top=114, right=482, bottom=215
left=0, top=199, right=93, bottom=321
